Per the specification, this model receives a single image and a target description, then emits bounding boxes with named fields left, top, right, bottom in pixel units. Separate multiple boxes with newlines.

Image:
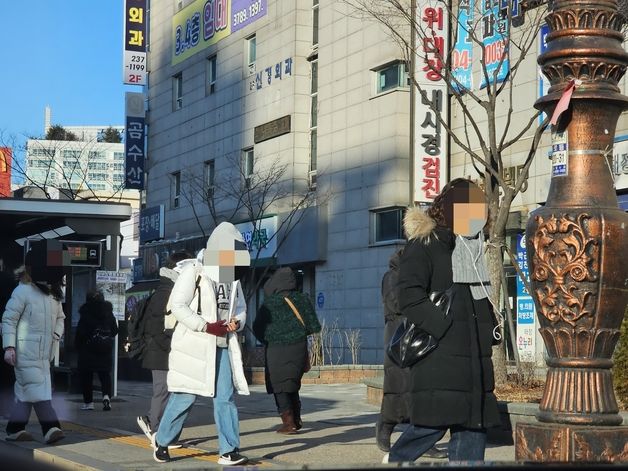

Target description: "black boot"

left=375, top=417, right=395, bottom=452
left=277, top=410, right=298, bottom=435
left=293, top=400, right=303, bottom=431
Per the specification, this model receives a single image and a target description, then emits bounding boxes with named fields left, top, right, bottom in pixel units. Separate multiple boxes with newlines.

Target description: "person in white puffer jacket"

left=2, top=252, right=65, bottom=445
left=152, top=222, right=250, bottom=466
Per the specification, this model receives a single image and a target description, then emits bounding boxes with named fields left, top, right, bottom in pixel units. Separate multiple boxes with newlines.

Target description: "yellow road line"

left=61, top=422, right=269, bottom=466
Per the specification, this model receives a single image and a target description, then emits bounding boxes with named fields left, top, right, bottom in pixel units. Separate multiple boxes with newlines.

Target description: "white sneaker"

left=44, top=427, right=65, bottom=444
left=137, top=416, right=152, bottom=440
left=150, top=433, right=183, bottom=450
left=6, top=430, right=34, bottom=441
left=218, top=450, right=248, bottom=465
left=80, top=403, right=94, bottom=410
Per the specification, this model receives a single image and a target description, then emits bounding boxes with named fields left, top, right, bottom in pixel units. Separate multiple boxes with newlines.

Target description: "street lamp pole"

left=515, top=0, right=628, bottom=462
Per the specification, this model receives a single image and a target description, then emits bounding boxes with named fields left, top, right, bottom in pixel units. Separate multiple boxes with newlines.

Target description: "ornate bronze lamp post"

left=515, top=0, right=628, bottom=462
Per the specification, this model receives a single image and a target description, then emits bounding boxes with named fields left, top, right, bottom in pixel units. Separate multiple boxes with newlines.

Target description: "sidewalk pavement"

left=0, top=380, right=516, bottom=470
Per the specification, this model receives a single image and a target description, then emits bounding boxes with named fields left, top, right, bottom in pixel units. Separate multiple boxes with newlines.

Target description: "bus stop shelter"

left=0, top=197, right=132, bottom=393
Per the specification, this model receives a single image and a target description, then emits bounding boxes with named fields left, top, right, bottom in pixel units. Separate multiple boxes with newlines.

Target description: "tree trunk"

left=486, top=238, right=508, bottom=386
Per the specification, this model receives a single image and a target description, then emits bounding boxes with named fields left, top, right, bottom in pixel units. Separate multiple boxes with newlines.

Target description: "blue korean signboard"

left=139, top=205, right=165, bottom=243
left=538, top=23, right=550, bottom=125
left=451, top=0, right=474, bottom=93
left=516, top=233, right=536, bottom=361
left=124, top=115, right=145, bottom=189
left=480, top=0, right=510, bottom=89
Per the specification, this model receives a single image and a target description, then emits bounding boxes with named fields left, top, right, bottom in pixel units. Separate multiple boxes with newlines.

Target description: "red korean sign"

left=413, top=1, right=449, bottom=203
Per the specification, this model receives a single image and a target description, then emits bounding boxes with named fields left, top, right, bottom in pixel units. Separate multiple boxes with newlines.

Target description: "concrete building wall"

left=143, top=2, right=627, bottom=364
left=144, top=0, right=413, bottom=364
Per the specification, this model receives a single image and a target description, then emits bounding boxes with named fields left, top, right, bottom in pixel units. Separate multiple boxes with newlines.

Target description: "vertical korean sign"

left=125, top=92, right=146, bottom=190
left=123, top=0, right=147, bottom=85
left=451, top=0, right=474, bottom=93
left=516, top=234, right=536, bottom=361
left=413, top=1, right=449, bottom=203
left=480, top=0, right=509, bottom=89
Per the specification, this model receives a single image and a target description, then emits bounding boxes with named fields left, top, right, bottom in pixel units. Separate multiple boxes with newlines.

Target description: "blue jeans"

left=155, top=348, right=240, bottom=455
left=389, top=424, right=486, bottom=463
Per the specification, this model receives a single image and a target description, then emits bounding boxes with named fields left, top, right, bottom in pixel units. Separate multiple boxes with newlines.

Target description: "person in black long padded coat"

left=136, top=250, right=193, bottom=443
left=388, top=179, right=500, bottom=463
left=376, top=250, right=447, bottom=459
left=253, top=267, right=321, bottom=434
left=75, top=291, right=118, bottom=411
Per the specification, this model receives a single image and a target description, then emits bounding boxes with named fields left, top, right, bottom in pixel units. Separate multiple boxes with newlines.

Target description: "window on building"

left=375, top=61, right=409, bottom=94
left=206, top=55, right=217, bottom=95
left=242, top=148, right=254, bottom=186
left=370, top=207, right=406, bottom=243
left=172, top=171, right=181, bottom=208
left=173, top=73, right=183, bottom=110
left=312, top=0, right=319, bottom=47
left=62, top=150, right=81, bottom=160
left=88, top=151, right=105, bottom=160
left=204, top=159, right=215, bottom=198
left=246, top=34, right=256, bottom=73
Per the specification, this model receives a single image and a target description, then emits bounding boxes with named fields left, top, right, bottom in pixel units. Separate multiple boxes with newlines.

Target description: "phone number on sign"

left=233, top=0, right=263, bottom=27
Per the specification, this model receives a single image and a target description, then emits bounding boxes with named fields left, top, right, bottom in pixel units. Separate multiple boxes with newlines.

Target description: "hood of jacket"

left=404, top=207, right=455, bottom=248
left=263, top=267, right=296, bottom=297
left=159, top=266, right=179, bottom=282
left=403, top=207, right=437, bottom=241
left=203, top=222, right=250, bottom=265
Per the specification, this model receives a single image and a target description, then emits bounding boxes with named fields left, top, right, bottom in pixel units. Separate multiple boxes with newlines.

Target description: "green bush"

left=613, top=306, right=628, bottom=409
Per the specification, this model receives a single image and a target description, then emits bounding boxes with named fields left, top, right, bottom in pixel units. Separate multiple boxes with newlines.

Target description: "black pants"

left=6, top=400, right=61, bottom=435
left=274, top=391, right=300, bottom=414
left=0, top=362, right=15, bottom=418
left=79, top=369, right=112, bottom=403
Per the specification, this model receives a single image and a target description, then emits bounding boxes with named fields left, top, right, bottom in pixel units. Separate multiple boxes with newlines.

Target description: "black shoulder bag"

left=386, top=287, right=454, bottom=368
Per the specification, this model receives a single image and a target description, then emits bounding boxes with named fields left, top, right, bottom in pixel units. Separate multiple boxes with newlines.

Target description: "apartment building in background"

left=23, top=107, right=140, bottom=272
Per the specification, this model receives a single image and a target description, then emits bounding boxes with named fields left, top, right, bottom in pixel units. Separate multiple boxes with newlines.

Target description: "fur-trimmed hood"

left=403, top=207, right=437, bottom=241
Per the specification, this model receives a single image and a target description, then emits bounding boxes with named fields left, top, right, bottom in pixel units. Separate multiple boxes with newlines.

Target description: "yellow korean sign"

left=172, top=0, right=266, bottom=65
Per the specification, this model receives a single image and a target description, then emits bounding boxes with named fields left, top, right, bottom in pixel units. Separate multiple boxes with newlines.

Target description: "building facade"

left=141, top=0, right=627, bottom=364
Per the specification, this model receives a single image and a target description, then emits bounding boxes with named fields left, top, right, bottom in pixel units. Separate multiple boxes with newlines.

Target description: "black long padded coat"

left=253, top=268, right=321, bottom=395
left=140, top=269, right=178, bottom=371
left=75, top=298, right=119, bottom=372
left=381, top=250, right=410, bottom=425
left=398, top=207, right=501, bottom=429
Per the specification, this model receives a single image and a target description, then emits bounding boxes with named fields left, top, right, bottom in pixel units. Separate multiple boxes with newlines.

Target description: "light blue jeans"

left=155, top=348, right=240, bottom=455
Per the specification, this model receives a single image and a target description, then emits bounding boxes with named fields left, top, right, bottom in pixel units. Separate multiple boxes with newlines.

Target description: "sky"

left=0, top=1, right=133, bottom=146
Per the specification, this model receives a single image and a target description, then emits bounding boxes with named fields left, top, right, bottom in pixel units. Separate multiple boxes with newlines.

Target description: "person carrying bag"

left=253, top=267, right=321, bottom=434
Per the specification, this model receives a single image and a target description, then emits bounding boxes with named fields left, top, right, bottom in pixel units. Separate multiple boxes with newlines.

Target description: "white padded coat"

left=2, top=282, right=65, bottom=403
left=166, top=264, right=249, bottom=397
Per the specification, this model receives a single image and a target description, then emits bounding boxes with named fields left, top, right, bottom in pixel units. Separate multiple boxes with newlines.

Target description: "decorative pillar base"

left=515, top=421, right=628, bottom=462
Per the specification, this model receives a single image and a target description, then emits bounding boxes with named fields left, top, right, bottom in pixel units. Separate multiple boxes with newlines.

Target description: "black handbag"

left=387, top=321, right=437, bottom=368
left=386, top=287, right=454, bottom=368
